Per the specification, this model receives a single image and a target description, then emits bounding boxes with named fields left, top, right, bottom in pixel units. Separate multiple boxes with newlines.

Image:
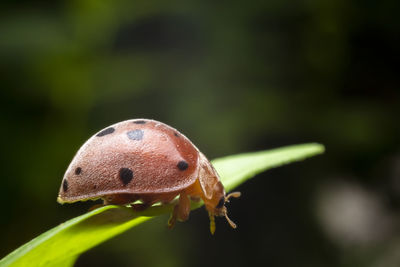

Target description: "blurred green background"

left=1, top=0, right=399, bottom=266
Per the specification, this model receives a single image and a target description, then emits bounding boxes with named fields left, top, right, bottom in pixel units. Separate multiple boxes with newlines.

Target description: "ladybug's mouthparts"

left=57, top=196, right=65, bottom=204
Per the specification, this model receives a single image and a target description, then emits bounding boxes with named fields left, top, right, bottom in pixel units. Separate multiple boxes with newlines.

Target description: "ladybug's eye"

left=216, top=197, right=225, bottom=209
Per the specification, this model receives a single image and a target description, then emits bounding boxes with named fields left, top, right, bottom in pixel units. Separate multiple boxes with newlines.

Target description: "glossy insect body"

left=57, top=119, right=239, bottom=233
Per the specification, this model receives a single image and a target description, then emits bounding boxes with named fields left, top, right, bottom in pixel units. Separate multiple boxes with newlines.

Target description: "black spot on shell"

left=174, top=132, right=180, bottom=137
left=119, top=168, right=134, bottom=185
left=127, top=129, right=144, bottom=141
left=63, top=179, right=68, bottom=192
left=133, top=120, right=146, bottom=124
left=177, top=160, right=189, bottom=171
left=75, top=167, right=82, bottom=175
left=96, top=127, right=115, bottom=137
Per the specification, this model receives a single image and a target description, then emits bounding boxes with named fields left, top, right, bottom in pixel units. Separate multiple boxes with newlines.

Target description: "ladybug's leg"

left=131, top=195, right=154, bottom=211
left=177, top=193, right=191, bottom=222
left=131, top=202, right=151, bottom=212
left=190, top=196, right=201, bottom=202
left=168, top=193, right=191, bottom=228
left=168, top=205, right=179, bottom=229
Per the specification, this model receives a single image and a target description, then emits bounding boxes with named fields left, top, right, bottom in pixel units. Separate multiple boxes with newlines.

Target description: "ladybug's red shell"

left=58, top=119, right=199, bottom=203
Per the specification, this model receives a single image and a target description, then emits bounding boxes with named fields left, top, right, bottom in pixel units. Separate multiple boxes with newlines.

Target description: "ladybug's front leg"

left=168, top=193, right=191, bottom=228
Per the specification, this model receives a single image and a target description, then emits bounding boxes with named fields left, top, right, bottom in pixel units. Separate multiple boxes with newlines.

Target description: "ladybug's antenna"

left=225, top=191, right=241, bottom=202
left=224, top=212, right=237, bottom=228
left=222, top=207, right=237, bottom=229
left=222, top=192, right=240, bottom=229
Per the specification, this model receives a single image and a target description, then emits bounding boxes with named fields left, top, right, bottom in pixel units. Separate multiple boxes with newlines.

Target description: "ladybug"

left=57, top=119, right=240, bottom=234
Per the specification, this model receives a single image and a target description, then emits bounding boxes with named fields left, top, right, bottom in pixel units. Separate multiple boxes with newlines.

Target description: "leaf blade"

left=213, top=143, right=325, bottom=191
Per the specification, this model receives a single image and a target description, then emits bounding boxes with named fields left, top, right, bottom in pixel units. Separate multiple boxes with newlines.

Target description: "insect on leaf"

left=0, top=143, right=325, bottom=267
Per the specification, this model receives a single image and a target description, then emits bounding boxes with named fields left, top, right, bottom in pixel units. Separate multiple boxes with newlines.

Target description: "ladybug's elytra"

left=57, top=119, right=240, bottom=234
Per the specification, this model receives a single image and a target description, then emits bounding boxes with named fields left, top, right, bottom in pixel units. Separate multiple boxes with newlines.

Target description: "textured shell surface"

left=58, top=119, right=200, bottom=203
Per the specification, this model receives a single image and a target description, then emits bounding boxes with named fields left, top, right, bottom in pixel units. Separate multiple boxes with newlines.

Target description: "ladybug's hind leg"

left=168, top=193, right=191, bottom=228
left=131, top=202, right=151, bottom=212
left=131, top=195, right=156, bottom=212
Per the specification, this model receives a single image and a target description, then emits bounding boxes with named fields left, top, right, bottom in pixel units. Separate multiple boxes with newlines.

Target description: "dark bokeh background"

left=1, top=1, right=399, bottom=266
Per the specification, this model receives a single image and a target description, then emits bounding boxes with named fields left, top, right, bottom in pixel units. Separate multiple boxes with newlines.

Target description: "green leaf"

left=0, top=143, right=324, bottom=267
left=214, top=142, right=325, bottom=191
